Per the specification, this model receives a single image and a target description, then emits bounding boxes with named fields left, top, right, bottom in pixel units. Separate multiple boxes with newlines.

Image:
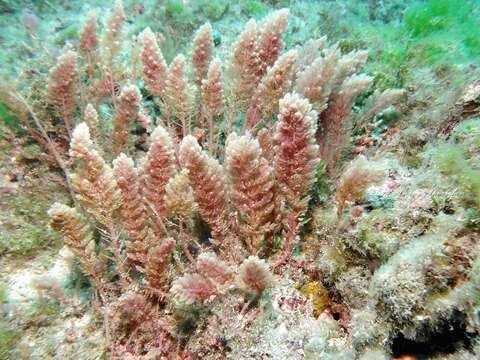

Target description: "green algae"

left=242, top=0, right=269, bottom=17
left=0, top=102, right=19, bottom=130
left=432, top=119, right=480, bottom=210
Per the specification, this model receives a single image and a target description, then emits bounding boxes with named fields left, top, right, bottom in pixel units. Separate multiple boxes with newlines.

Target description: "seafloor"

left=0, top=0, right=479, bottom=359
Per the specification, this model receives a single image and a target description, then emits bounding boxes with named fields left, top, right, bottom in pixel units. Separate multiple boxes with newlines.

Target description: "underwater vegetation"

left=294, top=0, right=480, bottom=92
left=0, top=0, right=479, bottom=359
left=0, top=1, right=400, bottom=356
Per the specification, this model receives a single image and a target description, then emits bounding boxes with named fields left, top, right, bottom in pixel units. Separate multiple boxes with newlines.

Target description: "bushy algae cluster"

left=0, top=0, right=479, bottom=359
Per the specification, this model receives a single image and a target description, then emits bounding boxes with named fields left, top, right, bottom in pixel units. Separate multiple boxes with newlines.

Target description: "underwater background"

left=0, top=0, right=479, bottom=359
